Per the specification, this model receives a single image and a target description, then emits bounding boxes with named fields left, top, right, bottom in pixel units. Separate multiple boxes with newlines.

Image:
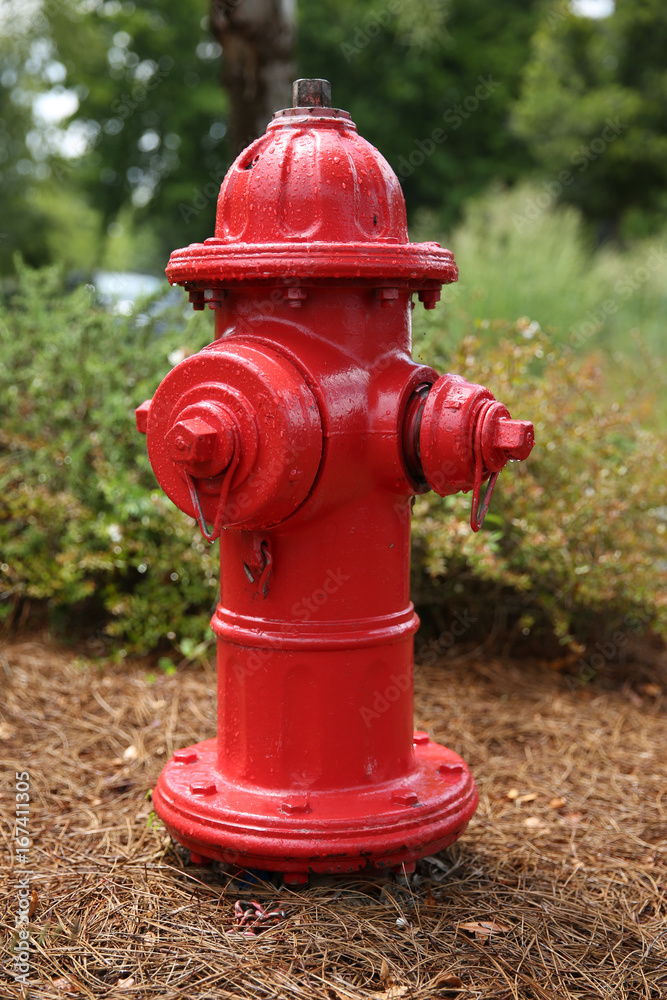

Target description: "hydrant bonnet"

left=166, top=87, right=458, bottom=288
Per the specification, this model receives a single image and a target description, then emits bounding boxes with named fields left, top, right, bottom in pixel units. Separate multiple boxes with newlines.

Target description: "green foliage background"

left=1, top=0, right=666, bottom=661
left=0, top=264, right=217, bottom=653
left=2, top=0, right=666, bottom=273
left=1, top=251, right=664, bottom=659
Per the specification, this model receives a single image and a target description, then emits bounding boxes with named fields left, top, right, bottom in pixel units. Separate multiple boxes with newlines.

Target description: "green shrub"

left=0, top=262, right=216, bottom=653
left=411, top=322, right=666, bottom=651
left=412, top=183, right=667, bottom=364
left=1, top=264, right=664, bottom=657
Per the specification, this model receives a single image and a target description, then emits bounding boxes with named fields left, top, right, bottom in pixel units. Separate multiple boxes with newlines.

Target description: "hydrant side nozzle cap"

left=292, top=78, right=332, bottom=108
left=495, top=419, right=534, bottom=461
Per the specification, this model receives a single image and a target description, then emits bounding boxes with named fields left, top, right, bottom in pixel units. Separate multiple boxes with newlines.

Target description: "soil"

left=1, top=635, right=665, bottom=999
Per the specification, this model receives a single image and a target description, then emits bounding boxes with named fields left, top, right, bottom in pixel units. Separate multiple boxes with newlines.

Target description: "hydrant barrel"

left=142, top=80, right=534, bottom=878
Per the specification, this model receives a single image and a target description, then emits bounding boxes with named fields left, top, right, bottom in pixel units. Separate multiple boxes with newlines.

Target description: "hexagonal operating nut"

left=292, top=78, right=331, bottom=108
left=494, top=419, right=534, bottom=461
left=167, top=417, right=218, bottom=465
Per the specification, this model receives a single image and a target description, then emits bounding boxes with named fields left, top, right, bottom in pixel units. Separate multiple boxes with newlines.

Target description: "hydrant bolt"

left=189, top=780, right=217, bottom=796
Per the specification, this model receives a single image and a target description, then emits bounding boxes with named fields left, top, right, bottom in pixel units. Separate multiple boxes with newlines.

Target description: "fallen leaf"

left=563, top=811, right=584, bottom=825
left=117, top=977, right=136, bottom=989
left=524, top=816, right=548, bottom=830
left=548, top=796, right=567, bottom=810
left=380, top=958, right=392, bottom=986
left=423, top=885, right=436, bottom=908
left=53, top=978, right=80, bottom=994
left=459, top=919, right=509, bottom=938
left=506, top=788, right=519, bottom=800
left=516, top=792, right=537, bottom=804
left=28, top=887, right=38, bottom=917
left=433, top=973, right=464, bottom=989
left=639, top=683, right=661, bottom=697
left=123, top=745, right=139, bottom=761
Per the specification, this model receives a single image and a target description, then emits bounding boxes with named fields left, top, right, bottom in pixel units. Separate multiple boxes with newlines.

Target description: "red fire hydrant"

left=138, top=79, right=534, bottom=881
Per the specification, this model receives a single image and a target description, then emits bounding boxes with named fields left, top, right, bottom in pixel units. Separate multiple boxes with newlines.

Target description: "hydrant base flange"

left=152, top=735, right=478, bottom=874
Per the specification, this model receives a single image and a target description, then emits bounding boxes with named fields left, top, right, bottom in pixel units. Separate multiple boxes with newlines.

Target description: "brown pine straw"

left=1, top=635, right=665, bottom=999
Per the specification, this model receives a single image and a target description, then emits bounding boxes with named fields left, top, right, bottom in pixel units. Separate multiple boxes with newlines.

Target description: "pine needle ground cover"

left=2, top=638, right=665, bottom=1000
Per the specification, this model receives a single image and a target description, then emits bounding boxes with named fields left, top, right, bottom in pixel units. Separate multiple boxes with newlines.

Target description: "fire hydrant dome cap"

left=167, top=99, right=457, bottom=286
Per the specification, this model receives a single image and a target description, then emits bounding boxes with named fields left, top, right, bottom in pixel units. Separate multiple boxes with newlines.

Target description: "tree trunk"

left=210, top=0, right=296, bottom=155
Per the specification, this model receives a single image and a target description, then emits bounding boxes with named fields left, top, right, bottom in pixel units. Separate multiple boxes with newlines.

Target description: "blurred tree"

left=0, top=0, right=226, bottom=274
left=50, top=0, right=228, bottom=266
left=297, top=0, right=543, bottom=229
left=0, top=2, right=71, bottom=271
left=512, top=0, right=667, bottom=239
left=209, top=0, right=296, bottom=155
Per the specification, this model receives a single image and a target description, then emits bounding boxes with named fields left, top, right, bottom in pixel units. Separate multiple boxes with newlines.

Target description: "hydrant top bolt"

left=292, top=78, right=331, bottom=108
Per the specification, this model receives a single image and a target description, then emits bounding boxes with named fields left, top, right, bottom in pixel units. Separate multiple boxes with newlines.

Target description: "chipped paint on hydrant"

left=136, top=79, right=534, bottom=882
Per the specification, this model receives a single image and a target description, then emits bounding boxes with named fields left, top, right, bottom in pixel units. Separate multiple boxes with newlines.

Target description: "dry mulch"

left=1, top=634, right=666, bottom=1000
